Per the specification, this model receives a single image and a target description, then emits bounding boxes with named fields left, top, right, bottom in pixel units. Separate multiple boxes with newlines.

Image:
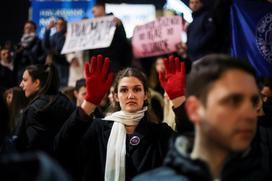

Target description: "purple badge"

left=130, top=136, right=140, bottom=146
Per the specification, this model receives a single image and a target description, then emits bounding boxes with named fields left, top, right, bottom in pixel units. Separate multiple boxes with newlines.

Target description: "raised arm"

left=81, top=54, right=114, bottom=115
left=159, top=55, right=186, bottom=108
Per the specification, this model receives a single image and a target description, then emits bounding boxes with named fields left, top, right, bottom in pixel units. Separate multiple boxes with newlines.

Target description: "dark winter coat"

left=54, top=107, right=181, bottom=181
left=133, top=135, right=272, bottom=181
left=43, top=29, right=68, bottom=66
left=15, top=92, right=75, bottom=157
left=14, top=36, right=45, bottom=83
left=187, top=8, right=217, bottom=61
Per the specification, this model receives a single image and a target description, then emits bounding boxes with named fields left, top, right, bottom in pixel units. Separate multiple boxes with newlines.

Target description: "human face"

left=0, top=49, right=10, bottom=62
left=155, top=58, right=165, bottom=73
left=20, top=70, right=40, bottom=97
left=108, top=86, right=115, bottom=104
left=55, top=19, right=65, bottom=32
left=189, top=0, right=203, bottom=12
left=24, top=23, right=35, bottom=34
left=115, top=76, right=147, bottom=113
left=74, top=86, right=86, bottom=106
left=187, top=69, right=259, bottom=152
left=92, top=5, right=105, bottom=17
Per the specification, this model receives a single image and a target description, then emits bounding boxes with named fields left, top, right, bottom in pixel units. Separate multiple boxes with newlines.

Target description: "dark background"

left=0, top=0, right=215, bottom=46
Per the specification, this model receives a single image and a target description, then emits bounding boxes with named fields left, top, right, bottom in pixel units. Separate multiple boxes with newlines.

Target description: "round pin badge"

left=129, top=136, right=140, bottom=146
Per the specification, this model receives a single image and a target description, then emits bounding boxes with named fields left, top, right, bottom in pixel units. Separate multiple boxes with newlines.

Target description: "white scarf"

left=103, top=106, right=148, bottom=181
left=20, top=32, right=36, bottom=48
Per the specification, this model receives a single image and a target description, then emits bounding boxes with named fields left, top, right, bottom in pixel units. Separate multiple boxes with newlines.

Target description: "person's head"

left=4, top=87, right=28, bottom=130
left=55, top=17, right=67, bottom=33
left=20, top=64, right=59, bottom=98
left=112, top=68, right=149, bottom=113
left=155, top=57, right=165, bottom=73
left=92, top=2, right=106, bottom=17
left=0, top=48, right=10, bottom=63
left=74, top=78, right=86, bottom=106
left=260, top=77, right=272, bottom=101
left=189, top=0, right=203, bottom=12
left=185, top=54, right=259, bottom=153
left=24, top=20, right=37, bottom=34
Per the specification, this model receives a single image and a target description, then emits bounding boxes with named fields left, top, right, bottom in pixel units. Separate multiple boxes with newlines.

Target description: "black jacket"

left=0, top=64, right=14, bottom=94
left=88, top=14, right=132, bottom=73
left=134, top=136, right=272, bottom=181
left=0, top=152, right=72, bottom=181
left=14, top=36, right=45, bottom=84
left=15, top=93, right=75, bottom=157
left=54, top=107, right=178, bottom=181
left=43, top=29, right=69, bottom=66
left=187, top=8, right=217, bottom=61
left=133, top=136, right=212, bottom=181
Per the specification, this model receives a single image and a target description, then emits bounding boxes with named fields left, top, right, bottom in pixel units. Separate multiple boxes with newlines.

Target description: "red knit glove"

left=84, top=55, right=113, bottom=105
left=159, top=56, right=185, bottom=100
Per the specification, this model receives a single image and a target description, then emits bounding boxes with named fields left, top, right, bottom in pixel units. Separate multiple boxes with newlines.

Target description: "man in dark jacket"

left=134, top=54, right=271, bottom=181
left=186, top=0, right=217, bottom=61
left=43, top=17, right=69, bottom=87
left=14, top=21, right=45, bottom=84
left=88, top=2, right=132, bottom=73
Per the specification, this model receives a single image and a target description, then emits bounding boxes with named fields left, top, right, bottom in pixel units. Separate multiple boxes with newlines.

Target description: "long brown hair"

left=109, top=67, right=160, bottom=123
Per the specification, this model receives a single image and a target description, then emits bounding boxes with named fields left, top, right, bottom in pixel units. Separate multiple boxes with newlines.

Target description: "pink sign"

left=132, top=16, right=183, bottom=58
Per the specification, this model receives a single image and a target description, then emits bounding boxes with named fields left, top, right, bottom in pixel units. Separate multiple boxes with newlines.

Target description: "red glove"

left=159, top=55, right=185, bottom=100
left=84, top=55, right=113, bottom=105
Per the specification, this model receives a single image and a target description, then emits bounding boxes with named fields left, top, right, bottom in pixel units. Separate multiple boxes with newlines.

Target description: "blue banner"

left=230, top=0, right=272, bottom=76
left=32, top=0, right=95, bottom=38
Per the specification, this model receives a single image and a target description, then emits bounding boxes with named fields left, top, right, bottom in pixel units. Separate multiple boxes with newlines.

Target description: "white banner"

left=106, top=4, right=156, bottom=38
left=61, top=16, right=116, bottom=54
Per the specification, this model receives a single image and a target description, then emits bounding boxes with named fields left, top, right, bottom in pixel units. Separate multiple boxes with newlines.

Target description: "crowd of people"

left=0, top=0, right=272, bottom=180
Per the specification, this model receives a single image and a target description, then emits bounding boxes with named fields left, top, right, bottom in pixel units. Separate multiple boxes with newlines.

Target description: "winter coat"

left=187, top=8, right=217, bottom=61
left=54, top=106, right=183, bottom=181
left=133, top=136, right=272, bottom=181
left=15, top=92, right=75, bottom=157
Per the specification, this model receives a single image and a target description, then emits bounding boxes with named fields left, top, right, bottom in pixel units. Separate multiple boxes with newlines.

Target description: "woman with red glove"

left=54, top=55, right=186, bottom=181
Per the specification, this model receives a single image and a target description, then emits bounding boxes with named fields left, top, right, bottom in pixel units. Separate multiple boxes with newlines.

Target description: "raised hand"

left=159, top=55, right=185, bottom=100
left=85, top=54, right=113, bottom=105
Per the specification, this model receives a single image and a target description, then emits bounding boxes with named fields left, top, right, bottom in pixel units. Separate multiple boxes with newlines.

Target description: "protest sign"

left=132, top=16, right=183, bottom=58
left=61, top=16, right=116, bottom=54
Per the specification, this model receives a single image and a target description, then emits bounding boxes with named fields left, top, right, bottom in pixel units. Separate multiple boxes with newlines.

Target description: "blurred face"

left=20, top=70, right=40, bottom=97
left=92, top=5, right=105, bottom=17
left=261, top=86, right=272, bottom=102
left=6, top=91, right=13, bottom=106
left=155, top=58, right=165, bottom=73
left=0, top=49, right=10, bottom=62
left=115, top=76, right=147, bottom=113
left=55, top=19, right=66, bottom=32
left=108, top=86, right=115, bottom=104
left=187, top=69, right=259, bottom=152
left=74, top=86, right=86, bottom=106
left=24, top=22, right=35, bottom=34
left=189, top=0, right=203, bottom=12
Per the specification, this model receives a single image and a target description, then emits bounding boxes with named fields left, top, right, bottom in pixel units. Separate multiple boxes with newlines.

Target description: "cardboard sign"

left=132, top=16, right=183, bottom=58
left=61, top=16, right=116, bottom=54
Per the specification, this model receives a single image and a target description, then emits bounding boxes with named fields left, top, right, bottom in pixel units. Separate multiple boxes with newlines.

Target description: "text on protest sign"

left=132, top=16, right=183, bottom=58
left=61, top=16, right=116, bottom=54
